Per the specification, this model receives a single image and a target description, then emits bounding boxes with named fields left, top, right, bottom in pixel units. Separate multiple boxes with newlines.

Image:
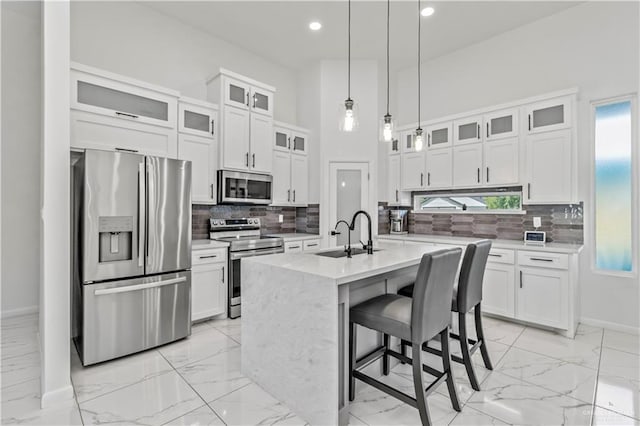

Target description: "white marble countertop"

left=191, top=239, right=230, bottom=250
left=266, top=233, right=321, bottom=242
left=377, top=233, right=583, bottom=254
left=244, top=241, right=437, bottom=285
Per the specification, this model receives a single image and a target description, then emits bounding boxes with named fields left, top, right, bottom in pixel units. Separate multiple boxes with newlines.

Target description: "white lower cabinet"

left=284, top=241, right=304, bottom=253
left=191, top=248, right=227, bottom=322
left=482, top=262, right=516, bottom=318
left=303, top=239, right=321, bottom=251
left=516, top=267, right=568, bottom=329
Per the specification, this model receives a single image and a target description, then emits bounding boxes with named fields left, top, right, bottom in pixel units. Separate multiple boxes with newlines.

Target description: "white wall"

left=391, top=2, right=640, bottom=331
left=1, top=1, right=42, bottom=317
left=296, top=64, right=322, bottom=204
left=70, top=1, right=298, bottom=123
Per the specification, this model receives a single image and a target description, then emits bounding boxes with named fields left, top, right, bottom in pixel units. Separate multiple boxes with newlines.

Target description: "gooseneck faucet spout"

left=349, top=210, right=374, bottom=255
left=333, top=220, right=353, bottom=258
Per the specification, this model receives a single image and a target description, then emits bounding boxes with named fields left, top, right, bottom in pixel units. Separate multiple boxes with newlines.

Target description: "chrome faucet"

left=349, top=210, right=374, bottom=255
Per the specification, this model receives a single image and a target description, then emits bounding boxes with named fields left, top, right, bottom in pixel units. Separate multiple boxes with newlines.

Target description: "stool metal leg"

left=383, top=334, right=390, bottom=376
left=440, top=329, right=461, bottom=412
left=411, top=342, right=432, bottom=426
left=349, top=322, right=357, bottom=401
left=458, top=312, right=481, bottom=391
left=474, top=304, right=493, bottom=370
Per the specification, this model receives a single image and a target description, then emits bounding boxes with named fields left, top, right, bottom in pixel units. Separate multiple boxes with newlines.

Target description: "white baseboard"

left=580, top=317, right=640, bottom=336
left=1, top=305, right=38, bottom=319
left=41, top=384, right=75, bottom=409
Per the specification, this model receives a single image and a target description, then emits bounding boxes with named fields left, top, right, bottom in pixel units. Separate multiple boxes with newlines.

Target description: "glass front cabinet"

left=525, top=97, right=572, bottom=134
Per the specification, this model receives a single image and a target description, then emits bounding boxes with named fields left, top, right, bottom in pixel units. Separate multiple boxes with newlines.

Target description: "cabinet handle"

left=527, top=183, right=531, bottom=199
left=252, top=153, right=256, bottom=168
left=211, top=119, right=215, bottom=135
left=519, top=270, right=523, bottom=288
left=477, top=124, right=481, bottom=139
left=420, top=172, right=424, bottom=186
left=115, top=147, right=139, bottom=153
left=488, top=253, right=502, bottom=257
left=427, top=134, right=431, bottom=147
left=246, top=92, right=250, bottom=107
left=211, top=183, right=214, bottom=199
left=307, top=243, right=318, bottom=247
left=245, top=152, right=249, bottom=167
left=287, top=189, right=291, bottom=202
left=115, top=111, right=138, bottom=119
left=486, top=167, right=489, bottom=183
left=486, top=122, right=489, bottom=138
left=199, top=255, right=218, bottom=259
left=477, top=168, right=480, bottom=183
left=288, top=137, right=291, bottom=149
left=293, top=190, right=296, bottom=202
left=289, top=245, right=301, bottom=249
left=396, top=189, right=398, bottom=202
left=427, top=172, right=431, bottom=186
left=222, top=266, right=225, bottom=283
left=530, top=257, right=554, bottom=262
left=528, top=114, right=532, bottom=131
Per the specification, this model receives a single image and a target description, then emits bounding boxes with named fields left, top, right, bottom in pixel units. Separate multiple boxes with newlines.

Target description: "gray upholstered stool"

left=349, top=248, right=462, bottom=426
left=399, top=240, right=493, bottom=391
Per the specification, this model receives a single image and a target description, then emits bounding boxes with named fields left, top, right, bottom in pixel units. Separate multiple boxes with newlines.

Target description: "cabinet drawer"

left=192, top=248, right=227, bottom=265
left=487, top=248, right=515, bottom=265
left=303, top=239, right=321, bottom=251
left=285, top=241, right=304, bottom=253
left=518, top=251, right=568, bottom=270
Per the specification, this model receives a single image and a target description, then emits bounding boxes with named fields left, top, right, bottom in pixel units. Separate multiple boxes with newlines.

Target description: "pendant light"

left=380, top=0, right=395, bottom=142
left=339, top=0, right=359, bottom=132
left=414, top=0, right=424, bottom=151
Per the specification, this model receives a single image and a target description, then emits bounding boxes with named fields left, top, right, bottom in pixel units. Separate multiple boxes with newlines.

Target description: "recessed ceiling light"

left=309, top=21, right=322, bottom=31
left=421, top=7, right=435, bottom=17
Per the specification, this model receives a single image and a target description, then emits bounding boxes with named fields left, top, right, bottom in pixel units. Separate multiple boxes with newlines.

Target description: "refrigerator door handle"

left=94, top=276, right=188, bottom=296
left=146, top=161, right=152, bottom=266
left=138, top=162, right=145, bottom=267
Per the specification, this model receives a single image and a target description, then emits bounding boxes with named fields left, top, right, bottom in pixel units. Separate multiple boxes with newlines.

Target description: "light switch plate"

left=533, top=216, right=542, bottom=228
left=279, top=214, right=284, bottom=223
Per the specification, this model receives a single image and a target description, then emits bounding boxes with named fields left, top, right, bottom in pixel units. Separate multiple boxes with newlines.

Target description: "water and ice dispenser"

left=98, top=216, right=133, bottom=262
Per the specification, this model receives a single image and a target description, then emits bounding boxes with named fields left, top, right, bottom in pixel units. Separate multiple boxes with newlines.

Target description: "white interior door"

left=329, top=162, right=369, bottom=248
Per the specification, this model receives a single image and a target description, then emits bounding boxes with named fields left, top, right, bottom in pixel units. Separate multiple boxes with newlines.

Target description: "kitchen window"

left=413, top=189, right=522, bottom=214
left=592, top=97, right=636, bottom=274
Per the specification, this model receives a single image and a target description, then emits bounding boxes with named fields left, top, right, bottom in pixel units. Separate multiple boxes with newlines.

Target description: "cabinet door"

left=426, top=122, right=453, bottom=149
left=525, top=129, right=572, bottom=203
left=485, top=108, right=519, bottom=141
left=303, top=239, right=321, bottom=251
left=426, top=148, right=452, bottom=189
left=291, top=132, right=308, bottom=155
left=250, top=87, right=274, bottom=117
left=453, top=144, right=483, bottom=187
left=272, top=151, right=291, bottom=205
left=401, top=131, right=416, bottom=153
left=526, top=97, right=571, bottom=134
left=291, top=154, right=309, bottom=205
left=517, top=267, right=568, bottom=329
left=482, top=263, right=515, bottom=318
left=401, top=151, right=426, bottom=190
left=454, top=115, right=483, bottom=145
left=249, top=114, right=274, bottom=173
left=484, top=137, right=519, bottom=186
left=179, top=102, right=216, bottom=138
left=192, top=263, right=226, bottom=322
left=178, top=134, right=216, bottom=204
left=223, top=107, right=251, bottom=170
left=388, top=155, right=401, bottom=203
left=224, top=77, right=250, bottom=110
left=274, top=127, right=290, bottom=152
left=284, top=241, right=303, bottom=253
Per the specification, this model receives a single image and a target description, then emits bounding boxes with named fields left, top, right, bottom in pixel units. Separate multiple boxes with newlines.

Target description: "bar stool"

left=349, top=248, right=462, bottom=426
left=399, top=240, right=493, bottom=391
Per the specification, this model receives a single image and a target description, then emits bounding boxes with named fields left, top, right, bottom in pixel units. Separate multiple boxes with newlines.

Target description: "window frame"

left=590, top=94, right=638, bottom=278
left=412, top=188, right=524, bottom=215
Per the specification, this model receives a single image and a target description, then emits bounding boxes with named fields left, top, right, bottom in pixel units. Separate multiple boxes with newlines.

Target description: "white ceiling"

left=144, top=1, right=580, bottom=71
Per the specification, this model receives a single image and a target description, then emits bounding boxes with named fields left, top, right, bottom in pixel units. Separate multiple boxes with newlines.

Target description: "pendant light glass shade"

left=414, top=127, right=424, bottom=151
left=380, top=114, right=396, bottom=142
left=339, top=98, right=359, bottom=132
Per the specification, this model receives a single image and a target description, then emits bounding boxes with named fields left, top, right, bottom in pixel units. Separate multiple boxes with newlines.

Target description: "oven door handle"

left=230, top=247, right=284, bottom=260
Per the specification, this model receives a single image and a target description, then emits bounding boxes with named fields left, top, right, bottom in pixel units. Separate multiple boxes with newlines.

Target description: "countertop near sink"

left=265, top=233, right=320, bottom=242
left=377, top=234, right=583, bottom=254
left=192, top=239, right=230, bottom=250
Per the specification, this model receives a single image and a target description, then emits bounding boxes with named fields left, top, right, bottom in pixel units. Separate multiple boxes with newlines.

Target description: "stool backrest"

left=411, top=248, right=462, bottom=344
left=456, top=240, right=492, bottom=313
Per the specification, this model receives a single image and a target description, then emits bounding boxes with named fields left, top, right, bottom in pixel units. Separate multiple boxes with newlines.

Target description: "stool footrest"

left=353, top=370, right=418, bottom=409
left=355, top=346, right=387, bottom=370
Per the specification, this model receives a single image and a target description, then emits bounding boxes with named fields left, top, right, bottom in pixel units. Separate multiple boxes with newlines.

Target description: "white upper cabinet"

left=223, top=77, right=251, bottom=111
left=250, top=87, right=274, bottom=117
left=271, top=122, right=310, bottom=206
left=401, top=130, right=416, bottom=153
left=525, top=96, right=572, bottom=134
left=525, top=129, right=573, bottom=204
left=453, top=115, right=483, bottom=145
left=179, top=98, right=216, bottom=138
left=272, top=150, right=292, bottom=205
left=388, top=155, right=410, bottom=205
left=274, top=127, right=290, bottom=152
left=426, top=149, right=453, bottom=189
left=453, top=144, right=483, bottom=187
left=426, top=122, right=453, bottom=150
left=484, top=108, right=519, bottom=141
left=222, top=107, right=251, bottom=170
left=484, top=137, right=519, bottom=186
left=402, top=151, right=426, bottom=190
left=249, top=114, right=273, bottom=173
left=291, top=154, right=308, bottom=205
left=274, top=122, right=309, bottom=155
left=291, top=132, right=307, bottom=155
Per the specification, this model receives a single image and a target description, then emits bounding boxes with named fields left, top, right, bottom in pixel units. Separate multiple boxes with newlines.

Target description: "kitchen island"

left=241, top=241, right=443, bottom=426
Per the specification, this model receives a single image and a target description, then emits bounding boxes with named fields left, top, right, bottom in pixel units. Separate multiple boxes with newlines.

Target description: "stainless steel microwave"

left=217, top=170, right=272, bottom=205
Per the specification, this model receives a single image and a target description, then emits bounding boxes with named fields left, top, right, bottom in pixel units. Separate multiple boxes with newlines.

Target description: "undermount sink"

left=315, top=248, right=381, bottom=258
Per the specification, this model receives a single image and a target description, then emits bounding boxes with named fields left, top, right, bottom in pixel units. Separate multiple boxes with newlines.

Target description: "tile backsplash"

left=193, top=204, right=320, bottom=240
left=378, top=202, right=583, bottom=244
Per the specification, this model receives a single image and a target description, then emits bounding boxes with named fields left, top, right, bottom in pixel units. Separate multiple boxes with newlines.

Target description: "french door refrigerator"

left=73, top=149, right=192, bottom=366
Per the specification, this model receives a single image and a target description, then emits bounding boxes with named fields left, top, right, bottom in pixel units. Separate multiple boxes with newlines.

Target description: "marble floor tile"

left=161, top=404, right=225, bottom=426
left=448, top=406, right=508, bottom=425
left=177, top=346, right=251, bottom=403
left=1, top=350, right=41, bottom=389
left=591, top=406, right=640, bottom=425
left=466, top=371, right=593, bottom=425
left=191, top=320, right=215, bottom=335
left=209, top=318, right=242, bottom=343
left=1, top=314, right=38, bottom=338
left=595, top=347, right=640, bottom=420
left=158, top=327, right=240, bottom=368
left=1, top=331, right=39, bottom=360
left=454, top=315, right=526, bottom=347
left=71, top=346, right=174, bottom=402
left=495, top=346, right=598, bottom=404
left=209, top=383, right=306, bottom=425
left=80, top=370, right=204, bottom=425
left=512, top=325, right=602, bottom=370
left=348, top=413, right=368, bottom=425
left=603, top=330, right=640, bottom=355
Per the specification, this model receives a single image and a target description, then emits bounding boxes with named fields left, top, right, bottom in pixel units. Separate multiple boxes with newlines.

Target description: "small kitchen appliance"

left=209, top=218, right=284, bottom=318
left=389, top=209, right=409, bottom=234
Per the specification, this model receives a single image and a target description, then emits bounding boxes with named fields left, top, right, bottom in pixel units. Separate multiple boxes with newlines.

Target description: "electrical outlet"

left=533, top=217, right=542, bottom=228
left=278, top=214, right=284, bottom=223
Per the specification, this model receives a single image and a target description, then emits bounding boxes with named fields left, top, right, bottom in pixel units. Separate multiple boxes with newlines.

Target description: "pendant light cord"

left=348, top=0, right=351, bottom=100
left=386, top=0, right=390, bottom=115
left=417, top=0, right=421, bottom=126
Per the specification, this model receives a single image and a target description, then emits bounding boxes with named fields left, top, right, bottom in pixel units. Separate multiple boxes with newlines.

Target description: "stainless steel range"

left=209, top=218, right=284, bottom=318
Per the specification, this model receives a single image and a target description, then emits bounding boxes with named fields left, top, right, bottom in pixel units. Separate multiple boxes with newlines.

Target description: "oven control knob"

left=212, top=220, right=219, bottom=226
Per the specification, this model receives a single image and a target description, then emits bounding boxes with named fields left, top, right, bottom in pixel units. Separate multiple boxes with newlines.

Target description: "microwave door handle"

left=138, top=162, right=145, bottom=267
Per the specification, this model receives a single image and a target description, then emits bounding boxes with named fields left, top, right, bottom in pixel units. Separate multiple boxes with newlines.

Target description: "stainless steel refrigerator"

left=72, top=149, right=192, bottom=366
